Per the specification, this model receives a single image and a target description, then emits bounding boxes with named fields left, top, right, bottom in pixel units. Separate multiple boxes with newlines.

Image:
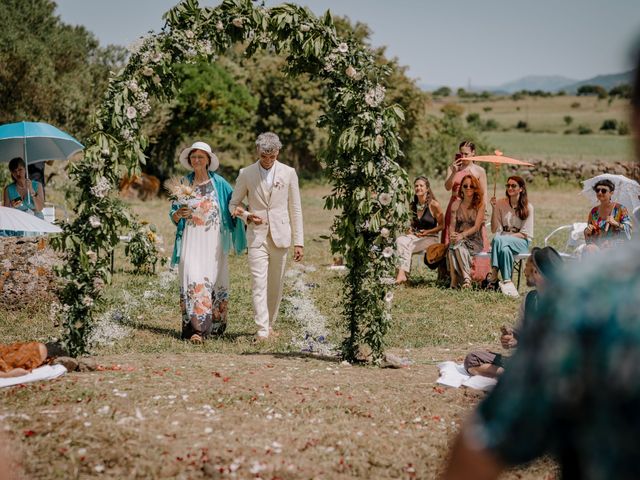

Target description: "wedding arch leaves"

left=52, top=0, right=410, bottom=360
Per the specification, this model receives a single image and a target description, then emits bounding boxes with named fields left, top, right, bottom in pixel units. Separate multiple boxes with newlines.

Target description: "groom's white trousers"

left=248, top=234, right=288, bottom=337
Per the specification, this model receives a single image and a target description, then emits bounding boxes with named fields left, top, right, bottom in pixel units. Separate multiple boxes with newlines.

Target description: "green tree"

left=433, top=86, right=451, bottom=97
left=0, top=0, right=126, bottom=139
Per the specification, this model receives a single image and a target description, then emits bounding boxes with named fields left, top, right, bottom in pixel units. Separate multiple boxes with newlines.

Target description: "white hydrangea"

left=90, top=176, right=112, bottom=198
left=125, top=106, right=137, bottom=119
left=382, top=247, right=394, bottom=258
left=141, top=66, right=154, bottom=77
left=89, top=215, right=102, bottom=228
left=365, top=85, right=386, bottom=107
left=337, top=43, right=349, bottom=53
left=380, top=227, right=390, bottom=238
left=378, top=192, right=392, bottom=206
left=126, top=80, right=139, bottom=93
left=345, top=66, right=357, bottom=79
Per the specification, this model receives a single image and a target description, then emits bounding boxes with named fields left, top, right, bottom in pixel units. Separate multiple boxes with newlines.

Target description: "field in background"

left=427, top=95, right=634, bottom=165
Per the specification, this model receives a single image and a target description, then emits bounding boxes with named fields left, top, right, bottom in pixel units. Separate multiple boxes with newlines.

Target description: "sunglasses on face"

left=595, top=188, right=610, bottom=194
left=462, top=184, right=474, bottom=189
left=506, top=183, right=519, bottom=189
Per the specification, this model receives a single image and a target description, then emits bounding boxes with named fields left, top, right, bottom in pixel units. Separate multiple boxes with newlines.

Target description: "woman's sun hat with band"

left=179, top=141, right=219, bottom=171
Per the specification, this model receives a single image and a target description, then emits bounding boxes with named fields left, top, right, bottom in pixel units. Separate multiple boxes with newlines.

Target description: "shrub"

left=484, top=119, right=499, bottom=131
left=563, top=115, right=573, bottom=126
left=618, top=122, right=630, bottom=135
left=483, top=106, right=493, bottom=112
left=609, top=84, right=631, bottom=98
left=577, top=124, right=593, bottom=135
left=600, top=119, right=618, bottom=131
left=571, top=102, right=580, bottom=109
left=516, top=120, right=528, bottom=129
left=466, top=112, right=481, bottom=125
left=511, top=92, right=524, bottom=101
left=433, top=86, right=451, bottom=97
left=440, top=103, right=464, bottom=117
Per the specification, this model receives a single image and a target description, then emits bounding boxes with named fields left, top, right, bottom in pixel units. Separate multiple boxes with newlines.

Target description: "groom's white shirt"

left=229, top=160, right=304, bottom=249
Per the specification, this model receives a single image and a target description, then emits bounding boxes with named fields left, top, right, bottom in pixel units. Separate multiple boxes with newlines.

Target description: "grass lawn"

left=0, top=182, right=591, bottom=479
left=484, top=131, right=633, bottom=164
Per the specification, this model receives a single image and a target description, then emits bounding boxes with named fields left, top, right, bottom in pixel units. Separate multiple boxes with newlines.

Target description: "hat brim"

left=178, top=147, right=219, bottom=172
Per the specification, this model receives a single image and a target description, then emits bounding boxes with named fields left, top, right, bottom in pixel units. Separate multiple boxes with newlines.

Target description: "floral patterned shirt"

left=586, top=202, right=632, bottom=246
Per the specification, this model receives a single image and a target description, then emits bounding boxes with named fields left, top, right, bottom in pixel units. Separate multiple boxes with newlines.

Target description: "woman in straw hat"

left=169, top=141, right=246, bottom=343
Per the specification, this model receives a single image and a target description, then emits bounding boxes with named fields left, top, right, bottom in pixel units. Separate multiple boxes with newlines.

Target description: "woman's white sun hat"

left=178, top=141, right=219, bottom=171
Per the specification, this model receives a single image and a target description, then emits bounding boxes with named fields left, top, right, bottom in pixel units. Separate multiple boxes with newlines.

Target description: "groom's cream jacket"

left=229, top=160, right=304, bottom=249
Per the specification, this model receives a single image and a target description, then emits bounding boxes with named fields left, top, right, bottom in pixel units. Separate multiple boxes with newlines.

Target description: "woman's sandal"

left=461, top=278, right=472, bottom=289
left=190, top=334, right=203, bottom=344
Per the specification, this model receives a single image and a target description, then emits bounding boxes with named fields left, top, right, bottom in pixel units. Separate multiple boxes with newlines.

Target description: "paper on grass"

left=0, top=364, right=67, bottom=388
left=436, top=361, right=497, bottom=392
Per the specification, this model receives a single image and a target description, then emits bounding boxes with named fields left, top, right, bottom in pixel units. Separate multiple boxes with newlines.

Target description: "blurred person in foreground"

left=442, top=47, right=640, bottom=480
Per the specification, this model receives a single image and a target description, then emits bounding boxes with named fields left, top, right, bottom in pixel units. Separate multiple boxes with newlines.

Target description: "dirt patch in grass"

left=2, top=349, right=555, bottom=479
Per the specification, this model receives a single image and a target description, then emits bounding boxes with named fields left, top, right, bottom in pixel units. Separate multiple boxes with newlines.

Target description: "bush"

left=440, top=103, right=464, bottom=117
left=571, top=102, right=581, bottom=109
left=484, top=119, right=499, bottom=131
left=516, top=120, right=528, bottom=130
left=563, top=115, right=573, bottom=126
left=609, top=84, right=631, bottom=98
left=600, top=119, right=618, bottom=131
left=433, top=86, right=451, bottom=97
left=466, top=112, right=481, bottom=125
left=511, top=92, right=524, bottom=101
left=577, top=124, right=593, bottom=135
left=483, top=106, right=493, bottom=112
left=618, top=122, right=630, bottom=135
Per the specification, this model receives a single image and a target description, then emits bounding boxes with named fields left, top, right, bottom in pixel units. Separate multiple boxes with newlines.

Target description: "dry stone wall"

left=0, top=237, right=62, bottom=309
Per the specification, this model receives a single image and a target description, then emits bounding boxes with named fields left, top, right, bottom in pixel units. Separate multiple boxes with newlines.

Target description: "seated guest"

left=583, top=179, right=632, bottom=253
left=486, top=176, right=534, bottom=298
left=464, top=246, right=562, bottom=378
left=2, top=157, right=44, bottom=217
left=447, top=174, right=484, bottom=289
left=395, top=176, right=444, bottom=284
left=2, top=157, right=44, bottom=237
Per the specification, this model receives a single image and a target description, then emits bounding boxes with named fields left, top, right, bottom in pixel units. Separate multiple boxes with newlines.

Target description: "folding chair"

left=543, top=222, right=587, bottom=258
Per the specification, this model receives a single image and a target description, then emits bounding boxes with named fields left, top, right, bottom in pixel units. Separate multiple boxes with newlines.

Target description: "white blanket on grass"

left=436, top=361, right=497, bottom=391
left=0, top=364, right=67, bottom=388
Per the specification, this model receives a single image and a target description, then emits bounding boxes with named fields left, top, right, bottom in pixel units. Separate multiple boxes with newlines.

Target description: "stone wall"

left=507, top=160, right=640, bottom=184
left=0, top=237, right=62, bottom=310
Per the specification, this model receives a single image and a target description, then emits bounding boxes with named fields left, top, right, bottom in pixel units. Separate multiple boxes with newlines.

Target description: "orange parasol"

left=466, top=150, right=534, bottom=197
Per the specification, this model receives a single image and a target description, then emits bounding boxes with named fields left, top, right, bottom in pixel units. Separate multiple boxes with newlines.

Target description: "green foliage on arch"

left=50, top=0, right=410, bottom=361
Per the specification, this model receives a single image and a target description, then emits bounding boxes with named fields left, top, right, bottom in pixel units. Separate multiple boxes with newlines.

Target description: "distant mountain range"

left=421, top=70, right=634, bottom=94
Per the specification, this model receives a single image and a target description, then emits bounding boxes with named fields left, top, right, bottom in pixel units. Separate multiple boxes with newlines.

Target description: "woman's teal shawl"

left=169, top=172, right=246, bottom=267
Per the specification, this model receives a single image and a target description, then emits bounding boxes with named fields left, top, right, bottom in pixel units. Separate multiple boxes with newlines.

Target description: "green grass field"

left=484, top=131, right=633, bottom=163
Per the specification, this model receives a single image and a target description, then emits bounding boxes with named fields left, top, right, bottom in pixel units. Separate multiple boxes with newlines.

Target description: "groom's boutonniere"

left=274, top=179, right=284, bottom=190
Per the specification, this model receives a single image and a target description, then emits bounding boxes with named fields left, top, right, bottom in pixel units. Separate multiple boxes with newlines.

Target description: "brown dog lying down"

left=119, top=173, right=160, bottom=201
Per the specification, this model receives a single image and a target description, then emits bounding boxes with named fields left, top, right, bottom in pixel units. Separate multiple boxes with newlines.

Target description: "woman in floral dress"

left=169, top=142, right=246, bottom=343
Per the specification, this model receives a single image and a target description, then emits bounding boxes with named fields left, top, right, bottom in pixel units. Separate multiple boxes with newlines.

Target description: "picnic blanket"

left=0, top=364, right=67, bottom=388
left=436, top=361, right=497, bottom=391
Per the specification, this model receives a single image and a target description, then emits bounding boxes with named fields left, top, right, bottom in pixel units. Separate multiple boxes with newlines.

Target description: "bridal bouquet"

left=164, top=176, right=197, bottom=207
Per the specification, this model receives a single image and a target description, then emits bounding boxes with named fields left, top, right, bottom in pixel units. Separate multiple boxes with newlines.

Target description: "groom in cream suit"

left=229, top=132, right=304, bottom=340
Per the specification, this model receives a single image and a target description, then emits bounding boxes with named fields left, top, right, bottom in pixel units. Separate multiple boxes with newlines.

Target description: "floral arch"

left=52, top=0, right=410, bottom=360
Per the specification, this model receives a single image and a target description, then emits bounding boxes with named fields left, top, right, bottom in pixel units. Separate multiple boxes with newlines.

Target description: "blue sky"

left=55, top=0, right=640, bottom=88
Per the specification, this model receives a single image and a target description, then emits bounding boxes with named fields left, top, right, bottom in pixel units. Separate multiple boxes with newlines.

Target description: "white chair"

left=42, top=205, right=55, bottom=223
left=543, top=222, right=587, bottom=258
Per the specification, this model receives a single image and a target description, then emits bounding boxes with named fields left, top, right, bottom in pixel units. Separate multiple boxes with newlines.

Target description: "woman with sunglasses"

left=395, top=176, right=444, bottom=284
left=442, top=141, right=488, bottom=245
left=447, top=174, right=485, bottom=289
left=486, top=176, right=534, bottom=297
left=583, top=179, right=632, bottom=253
